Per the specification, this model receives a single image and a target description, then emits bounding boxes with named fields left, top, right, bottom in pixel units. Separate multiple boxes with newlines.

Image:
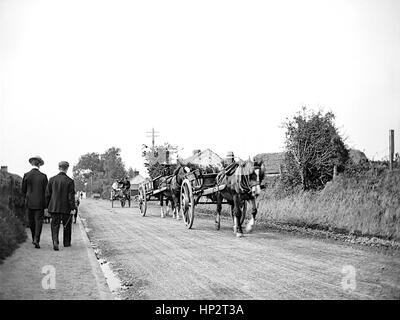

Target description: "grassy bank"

left=196, top=169, right=400, bottom=241
left=0, top=171, right=27, bottom=262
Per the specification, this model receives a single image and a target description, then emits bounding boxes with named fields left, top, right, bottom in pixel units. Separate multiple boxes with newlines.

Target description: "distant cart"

left=110, top=182, right=131, bottom=208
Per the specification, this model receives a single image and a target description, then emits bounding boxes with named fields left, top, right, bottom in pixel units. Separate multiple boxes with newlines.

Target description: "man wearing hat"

left=22, top=156, right=48, bottom=249
left=45, top=161, right=76, bottom=251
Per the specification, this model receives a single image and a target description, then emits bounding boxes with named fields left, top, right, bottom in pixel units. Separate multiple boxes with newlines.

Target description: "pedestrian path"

left=0, top=218, right=113, bottom=300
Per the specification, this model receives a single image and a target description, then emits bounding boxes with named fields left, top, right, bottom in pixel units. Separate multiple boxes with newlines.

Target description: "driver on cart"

left=118, top=177, right=131, bottom=198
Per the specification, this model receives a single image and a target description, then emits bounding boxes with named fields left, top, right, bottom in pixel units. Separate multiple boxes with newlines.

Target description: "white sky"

left=1, top=0, right=399, bottom=178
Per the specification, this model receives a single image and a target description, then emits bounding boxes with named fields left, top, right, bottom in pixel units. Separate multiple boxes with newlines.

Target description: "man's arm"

left=68, top=180, right=76, bottom=211
left=43, top=175, right=48, bottom=209
left=45, top=179, right=52, bottom=208
left=22, top=174, right=27, bottom=196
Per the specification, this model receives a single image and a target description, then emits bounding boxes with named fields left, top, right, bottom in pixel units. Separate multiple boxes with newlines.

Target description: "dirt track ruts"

left=80, top=199, right=400, bottom=300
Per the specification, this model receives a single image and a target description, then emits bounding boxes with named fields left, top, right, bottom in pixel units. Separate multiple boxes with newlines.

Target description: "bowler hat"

left=29, top=156, right=44, bottom=166
left=58, top=161, right=70, bottom=169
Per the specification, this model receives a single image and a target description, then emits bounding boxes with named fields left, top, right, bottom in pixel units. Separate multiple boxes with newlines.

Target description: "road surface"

left=80, top=199, right=400, bottom=300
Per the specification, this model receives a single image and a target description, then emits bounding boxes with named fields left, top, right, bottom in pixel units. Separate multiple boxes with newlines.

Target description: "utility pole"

left=389, top=129, right=394, bottom=170
left=146, top=127, right=159, bottom=152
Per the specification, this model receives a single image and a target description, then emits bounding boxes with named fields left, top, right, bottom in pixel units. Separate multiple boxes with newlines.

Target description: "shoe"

left=34, top=243, right=40, bottom=249
left=53, top=245, right=59, bottom=251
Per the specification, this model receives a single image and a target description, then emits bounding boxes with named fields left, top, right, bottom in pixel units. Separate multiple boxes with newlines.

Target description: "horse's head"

left=240, top=159, right=264, bottom=197
left=173, top=163, right=190, bottom=185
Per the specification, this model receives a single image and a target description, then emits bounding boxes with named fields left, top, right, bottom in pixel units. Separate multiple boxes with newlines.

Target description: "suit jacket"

left=46, top=172, right=76, bottom=214
left=22, top=168, right=48, bottom=210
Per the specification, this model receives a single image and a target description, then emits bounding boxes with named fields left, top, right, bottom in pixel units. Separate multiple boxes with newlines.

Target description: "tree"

left=73, top=152, right=102, bottom=192
left=142, top=143, right=179, bottom=179
left=283, top=107, right=349, bottom=190
left=73, top=147, right=127, bottom=198
left=127, top=167, right=135, bottom=179
left=101, top=147, right=127, bottom=180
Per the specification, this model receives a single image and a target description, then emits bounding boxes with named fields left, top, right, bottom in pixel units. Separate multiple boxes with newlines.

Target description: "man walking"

left=22, top=156, right=48, bottom=249
left=46, top=161, right=76, bottom=251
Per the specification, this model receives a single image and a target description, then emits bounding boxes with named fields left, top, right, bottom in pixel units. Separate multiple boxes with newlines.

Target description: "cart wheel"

left=181, top=179, right=194, bottom=229
left=139, top=187, right=147, bottom=216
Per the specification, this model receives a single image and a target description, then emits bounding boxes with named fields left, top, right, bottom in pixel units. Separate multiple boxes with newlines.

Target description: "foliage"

left=0, top=171, right=27, bottom=262
left=101, top=147, right=126, bottom=180
left=142, top=143, right=179, bottom=179
left=127, top=167, right=135, bottom=179
left=283, top=107, right=349, bottom=190
left=73, top=147, right=127, bottom=198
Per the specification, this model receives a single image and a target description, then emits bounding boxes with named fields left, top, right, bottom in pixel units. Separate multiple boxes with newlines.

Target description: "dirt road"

left=80, top=199, right=400, bottom=300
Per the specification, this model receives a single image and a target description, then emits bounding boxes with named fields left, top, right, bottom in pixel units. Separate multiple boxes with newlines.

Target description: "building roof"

left=254, top=152, right=286, bottom=174
left=183, top=148, right=223, bottom=164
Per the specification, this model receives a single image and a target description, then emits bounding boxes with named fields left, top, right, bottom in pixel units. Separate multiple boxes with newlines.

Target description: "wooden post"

left=389, top=129, right=394, bottom=170
left=333, top=165, right=338, bottom=179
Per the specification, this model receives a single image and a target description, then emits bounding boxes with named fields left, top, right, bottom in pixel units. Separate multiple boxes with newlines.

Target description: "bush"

left=283, top=107, right=349, bottom=190
left=0, top=171, right=27, bottom=262
left=0, top=203, right=27, bottom=261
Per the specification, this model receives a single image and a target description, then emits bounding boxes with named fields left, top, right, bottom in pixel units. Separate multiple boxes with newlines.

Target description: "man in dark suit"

left=22, top=156, right=48, bottom=249
left=45, top=161, right=76, bottom=251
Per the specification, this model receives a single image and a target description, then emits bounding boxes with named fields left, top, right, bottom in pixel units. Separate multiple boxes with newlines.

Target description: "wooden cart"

left=138, top=174, right=170, bottom=216
left=179, top=169, right=247, bottom=229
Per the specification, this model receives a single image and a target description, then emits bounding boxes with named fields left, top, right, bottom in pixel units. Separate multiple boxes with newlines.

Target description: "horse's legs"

left=245, top=198, right=258, bottom=233
left=165, top=197, right=170, bottom=217
left=172, top=192, right=180, bottom=220
left=215, top=193, right=222, bottom=230
left=160, top=195, right=166, bottom=218
left=229, top=203, right=236, bottom=232
left=233, top=194, right=243, bottom=237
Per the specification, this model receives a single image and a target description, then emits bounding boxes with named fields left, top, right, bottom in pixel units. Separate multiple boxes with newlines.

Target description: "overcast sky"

left=1, top=0, right=399, bottom=178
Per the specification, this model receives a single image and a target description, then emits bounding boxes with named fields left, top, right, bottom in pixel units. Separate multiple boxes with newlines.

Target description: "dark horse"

left=215, top=159, right=265, bottom=237
left=159, top=163, right=190, bottom=219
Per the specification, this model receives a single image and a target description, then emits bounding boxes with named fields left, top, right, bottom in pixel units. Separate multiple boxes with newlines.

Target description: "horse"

left=215, top=159, right=265, bottom=237
left=159, top=163, right=190, bottom=219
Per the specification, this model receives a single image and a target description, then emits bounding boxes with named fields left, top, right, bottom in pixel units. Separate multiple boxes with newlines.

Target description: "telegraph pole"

left=146, top=127, right=159, bottom=151
left=389, top=129, right=394, bottom=170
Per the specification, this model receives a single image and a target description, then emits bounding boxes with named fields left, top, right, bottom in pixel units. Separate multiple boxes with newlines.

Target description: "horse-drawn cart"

left=110, top=182, right=131, bottom=208
left=179, top=168, right=247, bottom=229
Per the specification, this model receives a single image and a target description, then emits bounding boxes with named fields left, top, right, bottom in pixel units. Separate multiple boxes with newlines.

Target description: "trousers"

left=28, top=209, right=44, bottom=244
left=50, top=213, right=73, bottom=246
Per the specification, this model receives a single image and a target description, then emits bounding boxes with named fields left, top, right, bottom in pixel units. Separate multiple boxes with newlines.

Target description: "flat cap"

left=58, top=161, right=70, bottom=169
left=29, top=156, right=44, bottom=166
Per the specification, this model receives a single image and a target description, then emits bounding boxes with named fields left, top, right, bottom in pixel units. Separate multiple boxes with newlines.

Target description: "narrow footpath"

left=0, top=216, right=113, bottom=300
